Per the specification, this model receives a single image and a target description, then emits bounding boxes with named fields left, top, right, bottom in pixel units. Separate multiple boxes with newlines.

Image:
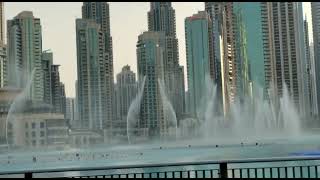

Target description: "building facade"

left=262, top=2, right=308, bottom=117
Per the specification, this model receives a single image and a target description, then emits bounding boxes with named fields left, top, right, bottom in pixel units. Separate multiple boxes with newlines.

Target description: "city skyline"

left=4, top=2, right=313, bottom=98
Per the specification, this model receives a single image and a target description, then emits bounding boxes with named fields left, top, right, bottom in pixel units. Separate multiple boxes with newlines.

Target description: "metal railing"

left=0, top=156, right=320, bottom=178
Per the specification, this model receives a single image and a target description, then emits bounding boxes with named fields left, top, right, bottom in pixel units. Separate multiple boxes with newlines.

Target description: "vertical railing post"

left=25, top=172, right=33, bottom=178
left=219, top=162, right=228, bottom=178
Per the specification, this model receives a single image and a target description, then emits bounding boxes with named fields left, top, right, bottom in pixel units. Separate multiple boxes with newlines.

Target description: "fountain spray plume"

left=127, top=76, right=147, bottom=144
left=158, top=78, right=177, bottom=139
left=6, top=69, right=37, bottom=148
left=279, top=83, right=301, bottom=136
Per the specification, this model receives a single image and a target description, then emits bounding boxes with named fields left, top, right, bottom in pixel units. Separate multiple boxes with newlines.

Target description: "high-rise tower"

left=136, top=31, right=166, bottom=138
left=185, top=11, right=214, bottom=118
left=7, top=11, right=44, bottom=103
left=81, top=2, right=114, bottom=129
left=76, top=19, right=108, bottom=130
left=148, top=2, right=185, bottom=122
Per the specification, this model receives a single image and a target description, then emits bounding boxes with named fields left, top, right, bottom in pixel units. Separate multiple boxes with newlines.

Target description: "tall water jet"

left=279, top=84, right=301, bottom=136
left=178, top=79, right=303, bottom=142
left=127, top=76, right=146, bottom=144
left=158, top=79, right=177, bottom=139
left=198, top=75, right=219, bottom=138
left=6, top=69, right=37, bottom=147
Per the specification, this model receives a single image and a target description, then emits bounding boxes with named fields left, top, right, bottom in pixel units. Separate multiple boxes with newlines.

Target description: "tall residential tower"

left=81, top=2, right=114, bottom=129
left=7, top=11, right=44, bottom=103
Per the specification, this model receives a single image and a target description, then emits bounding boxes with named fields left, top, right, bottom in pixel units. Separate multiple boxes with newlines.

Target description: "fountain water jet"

left=6, top=69, right=37, bottom=148
left=279, top=84, right=301, bottom=136
left=179, top=81, right=302, bottom=142
left=158, top=79, right=177, bottom=139
left=127, top=76, right=146, bottom=144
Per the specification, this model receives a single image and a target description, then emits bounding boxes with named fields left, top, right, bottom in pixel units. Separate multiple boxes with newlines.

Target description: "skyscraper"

left=204, top=2, right=237, bottom=116
left=82, top=2, right=114, bottom=127
left=312, top=2, right=320, bottom=116
left=115, top=65, right=137, bottom=127
left=262, top=2, right=308, bottom=117
left=136, top=31, right=166, bottom=138
left=76, top=18, right=108, bottom=130
left=204, top=2, right=224, bottom=115
left=7, top=11, right=44, bottom=103
left=148, top=2, right=185, bottom=122
left=185, top=11, right=213, bottom=118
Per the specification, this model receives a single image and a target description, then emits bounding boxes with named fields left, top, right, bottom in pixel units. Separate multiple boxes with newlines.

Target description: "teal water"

left=1, top=133, right=320, bottom=177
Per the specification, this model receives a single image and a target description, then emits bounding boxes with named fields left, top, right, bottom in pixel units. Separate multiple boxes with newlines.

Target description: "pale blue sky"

left=4, top=2, right=312, bottom=97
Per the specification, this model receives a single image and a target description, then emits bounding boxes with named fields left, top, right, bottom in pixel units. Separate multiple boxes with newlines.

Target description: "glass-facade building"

left=185, top=11, right=212, bottom=118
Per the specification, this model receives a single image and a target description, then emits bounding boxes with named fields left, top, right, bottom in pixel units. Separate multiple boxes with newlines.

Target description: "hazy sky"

left=4, top=2, right=312, bottom=98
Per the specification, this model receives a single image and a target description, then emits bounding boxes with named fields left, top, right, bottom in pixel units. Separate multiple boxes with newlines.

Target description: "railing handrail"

left=0, top=155, right=320, bottom=176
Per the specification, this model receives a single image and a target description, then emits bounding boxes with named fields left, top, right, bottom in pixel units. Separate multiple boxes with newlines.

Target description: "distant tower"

left=115, top=65, right=137, bottom=129
left=41, top=51, right=53, bottom=106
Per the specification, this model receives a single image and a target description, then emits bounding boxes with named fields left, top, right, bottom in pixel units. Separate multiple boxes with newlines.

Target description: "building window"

left=25, top=123, right=28, bottom=129
left=40, top=122, right=45, bottom=128
left=32, top=132, right=36, bottom=138
left=40, top=131, right=45, bottom=137
left=32, top=140, right=36, bottom=146
left=41, top=140, right=45, bottom=145
left=26, top=132, right=29, bottom=138
left=32, top=123, right=36, bottom=129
